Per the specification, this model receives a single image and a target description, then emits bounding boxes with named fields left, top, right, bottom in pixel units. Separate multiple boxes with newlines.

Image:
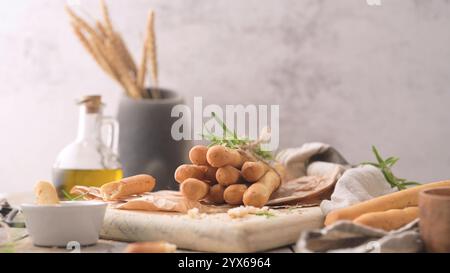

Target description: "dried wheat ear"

left=66, top=0, right=160, bottom=99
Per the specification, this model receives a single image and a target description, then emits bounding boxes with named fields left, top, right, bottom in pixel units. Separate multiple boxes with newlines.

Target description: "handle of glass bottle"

left=101, top=116, right=120, bottom=156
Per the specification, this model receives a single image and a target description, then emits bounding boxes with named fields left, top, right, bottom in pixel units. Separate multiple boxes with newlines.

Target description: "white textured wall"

left=1, top=0, right=450, bottom=192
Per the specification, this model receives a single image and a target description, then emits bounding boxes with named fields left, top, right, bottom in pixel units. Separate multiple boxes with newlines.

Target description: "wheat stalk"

left=89, top=30, right=125, bottom=87
left=99, top=0, right=137, bottom=74
left=66, top=0, right=161, bottom=100
left=96, top=21, right=108, bottom=38
left=100, top=0, right=114, bottom=36
left=70, top=22, right=116, bottom=81
left=65, top=5, right=100, bottom=40
left=146, top=10, right=160, bottom=99
left=113, top=32, right=138, bottom=75
left=104, top=39, right=142, bottom=99
left=137, top=11, right=154, bottom=96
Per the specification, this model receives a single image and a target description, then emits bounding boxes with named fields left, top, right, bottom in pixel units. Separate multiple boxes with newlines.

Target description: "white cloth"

left=320, top=165, right=396, bottom=215
left=297, top=219, right=422, bottom=253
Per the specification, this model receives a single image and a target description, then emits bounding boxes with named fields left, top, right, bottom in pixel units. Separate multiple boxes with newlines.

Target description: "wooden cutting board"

left=100, top=206, right=324, bottom=252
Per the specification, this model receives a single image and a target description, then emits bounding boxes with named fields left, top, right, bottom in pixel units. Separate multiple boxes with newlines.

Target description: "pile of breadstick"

left=175, top=145, right=285, bottom=207
left=65, top=0, right=159, bottom=99
left=325, top=179, right=450, bottom=231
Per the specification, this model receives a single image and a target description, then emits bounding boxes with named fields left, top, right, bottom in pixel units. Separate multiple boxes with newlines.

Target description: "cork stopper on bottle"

left=79, top=95, right=102, bottom=113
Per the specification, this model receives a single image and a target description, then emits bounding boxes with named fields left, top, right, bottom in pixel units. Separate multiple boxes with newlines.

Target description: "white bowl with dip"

left=21, top=201, right=107, bottom=247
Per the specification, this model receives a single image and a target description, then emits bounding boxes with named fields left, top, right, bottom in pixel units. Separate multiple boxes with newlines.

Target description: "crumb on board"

left=227, top=206, right=275, bottom=219
left=186, top=208, right=205, bottom=219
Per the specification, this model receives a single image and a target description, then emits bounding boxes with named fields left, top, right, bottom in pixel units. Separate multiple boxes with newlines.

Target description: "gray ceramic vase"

left=117, top=89, right=189, bottom=191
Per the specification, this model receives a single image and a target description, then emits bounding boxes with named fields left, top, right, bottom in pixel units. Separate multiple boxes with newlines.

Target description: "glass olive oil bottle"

left=53, top=169, right=123, bottom=194
left=53, top=95, right=122, bottom=196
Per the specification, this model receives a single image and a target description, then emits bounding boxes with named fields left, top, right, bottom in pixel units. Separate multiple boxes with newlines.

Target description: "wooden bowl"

left=419, top=187, right=450, bottom=253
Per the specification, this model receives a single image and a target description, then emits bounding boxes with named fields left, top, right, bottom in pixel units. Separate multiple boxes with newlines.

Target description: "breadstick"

left=124, top=241, right=177, bottom=253
left=224, top=184, right=248, bottom=205
left=353, top=207, right=419, bottom=231
left=241, top=161, right=268, bottom=182
left=70, top=185, right=102, bottom=200
left=243, top=165, right=284, bottom=208
left=180, top=178, right=210, bottom=201
left=205, top=184, right=225, bottom=204
left=34, top=181, right=60, bottom=205
left=174, top=164, right=207, bottom=183
left=325, top=180, right=450, bottom=226
left=216, top=165, right=241, bottom=186
left=189, top=145, right=209, bottom=165
left=206, top=145, right=245, bottom=168
left=100, top=174, right=155, bottom=201
left=204, top=166, right=218, bottom=184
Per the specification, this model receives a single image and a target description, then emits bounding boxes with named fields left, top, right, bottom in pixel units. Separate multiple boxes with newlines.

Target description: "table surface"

left=2, top=192, right=296, bottom=253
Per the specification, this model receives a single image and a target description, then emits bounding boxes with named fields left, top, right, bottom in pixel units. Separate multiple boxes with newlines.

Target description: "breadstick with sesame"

left=224, top=184, right=248, bottom=205
left=241, top=161, right=269, bottom=182
left=180, top=178, right=210, bottom=201
left=174, top=164, right=207, bottom=183
left=216, top=165, right=241, bottom=186
left=189, top=145, right=209, bottom=165
left=205, top=184, right=225, bottom=204
left=206, top=145, right=245, bottom=168
left=243, top=164, right=285, bottom=208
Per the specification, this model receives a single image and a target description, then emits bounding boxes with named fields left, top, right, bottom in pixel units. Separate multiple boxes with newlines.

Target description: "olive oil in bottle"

left=53, top=168, right=123, bottom=193
left=53, top=95, right=122, bottom=196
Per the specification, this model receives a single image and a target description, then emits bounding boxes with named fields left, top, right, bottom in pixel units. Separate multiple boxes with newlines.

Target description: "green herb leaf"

left=384, top=157, right=400, bottom=167
left=61, top=189, right=86, bottom=201
left=361, top=146, right=419, bottom=191
left=202, top=112, right=274, bottom=160
left=253, top=211, right=275, bottom=218
left=61, top=189, right=72, bottom=200
left=372, top=146, right=385, bottom=165
left=360, top=162, right=380, bottom=168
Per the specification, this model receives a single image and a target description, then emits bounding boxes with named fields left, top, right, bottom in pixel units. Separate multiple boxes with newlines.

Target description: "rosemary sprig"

left=202, top=112, right=273, bottom=160
left=61, top=189, right=87, bottom=201
left=252, top=147, right=273, bottom=161
left=361, top=146, right=420, bottom=191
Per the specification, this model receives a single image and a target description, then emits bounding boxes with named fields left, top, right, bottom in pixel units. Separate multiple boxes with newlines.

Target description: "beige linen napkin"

left=276, top=142, right=349, bottom=181
left=296, top=219, right=422, bottom=253
left=270, top=142, right=349, bottom=205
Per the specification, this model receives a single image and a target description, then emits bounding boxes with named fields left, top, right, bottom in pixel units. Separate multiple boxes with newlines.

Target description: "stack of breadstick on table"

left=175, top=145, right=285, bottom=207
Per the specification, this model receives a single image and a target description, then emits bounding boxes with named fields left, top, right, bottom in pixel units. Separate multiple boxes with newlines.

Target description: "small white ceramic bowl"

left=21, top=201, right=107, bottom=247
